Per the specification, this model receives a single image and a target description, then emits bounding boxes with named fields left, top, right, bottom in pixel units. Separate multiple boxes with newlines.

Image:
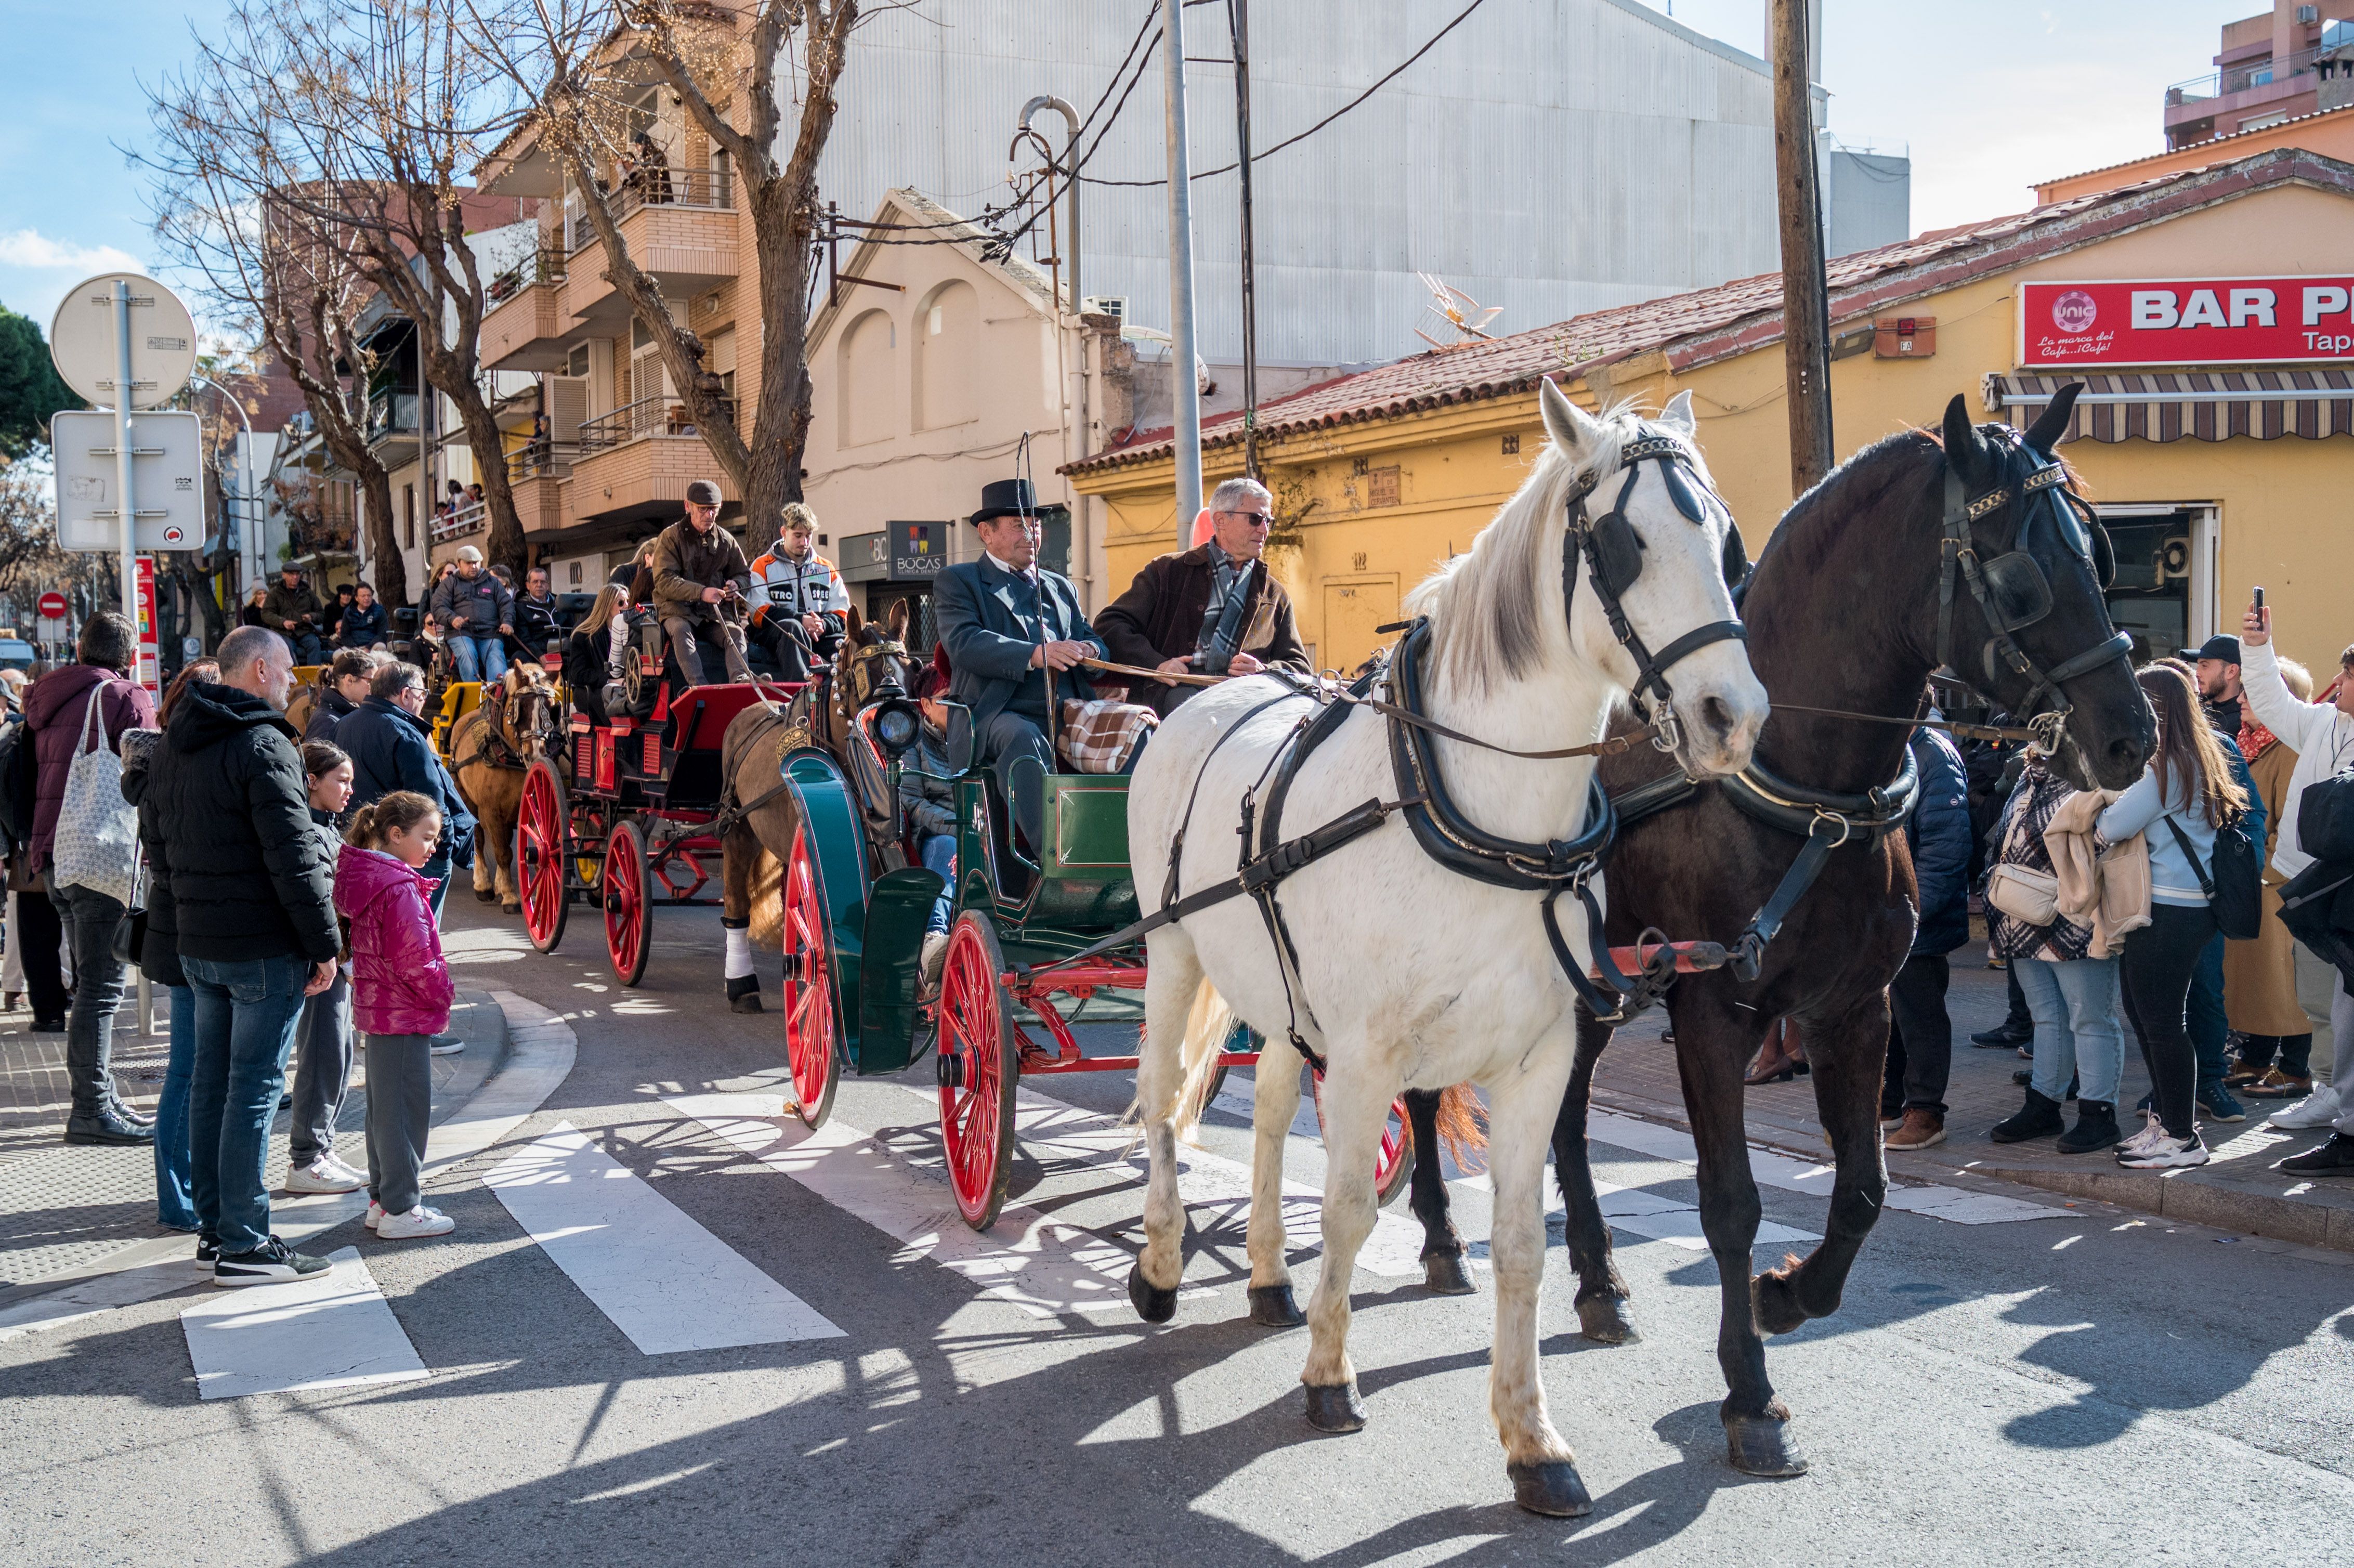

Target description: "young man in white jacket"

left=2239, top=600, right=2354, bottom=1167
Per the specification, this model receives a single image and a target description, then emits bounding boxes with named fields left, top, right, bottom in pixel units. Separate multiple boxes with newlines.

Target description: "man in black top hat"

left=934, top=478, right=1106, bottom=851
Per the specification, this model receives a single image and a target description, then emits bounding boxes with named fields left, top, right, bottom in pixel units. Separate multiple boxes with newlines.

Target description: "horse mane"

left=1404, top=398, right=1644, bottom=694
left=1749, top=426, right=1942, bottom=584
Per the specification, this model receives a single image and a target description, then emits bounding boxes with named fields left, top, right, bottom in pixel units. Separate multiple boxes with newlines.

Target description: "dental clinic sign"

left=2019, top=277, right=2354, bottom=368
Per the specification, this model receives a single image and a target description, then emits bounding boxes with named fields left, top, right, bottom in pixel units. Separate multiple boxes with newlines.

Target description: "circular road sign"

left=48, top=272, right=198, bottom=411
left=37, top=592, right=68, bottom=621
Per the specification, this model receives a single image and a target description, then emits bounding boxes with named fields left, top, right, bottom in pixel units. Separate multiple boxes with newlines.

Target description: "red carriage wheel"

left=1313, top=1069, right=1417, bottom=1209
left=936, top=912, right=1017, bottom=1231
left=780, top=820, right=840, bottom=1129
left=515, top=760, right=569, bottom=953
left=603, top=817, right=652, bottom=987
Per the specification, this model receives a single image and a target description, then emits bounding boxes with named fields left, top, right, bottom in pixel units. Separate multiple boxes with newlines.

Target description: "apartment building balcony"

left=365, top=389, right=420, bottom=462
left=507, top=441, right=576, bottom=535
left=481, top=249, right=571, bottom=371
left=561, top=167, right=738, bottom=332
left=2165, top=34, right=2353, bottom=145
left=428, top=497, right=488, bottom=547
left=568, top=393, right=737, bottom=527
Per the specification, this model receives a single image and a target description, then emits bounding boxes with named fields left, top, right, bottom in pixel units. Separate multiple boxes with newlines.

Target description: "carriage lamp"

left=872, top=700, right=921, bottom=755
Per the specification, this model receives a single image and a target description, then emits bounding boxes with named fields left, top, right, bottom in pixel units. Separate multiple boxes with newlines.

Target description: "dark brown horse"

left=1401, top=388, right=2156, bottom=1476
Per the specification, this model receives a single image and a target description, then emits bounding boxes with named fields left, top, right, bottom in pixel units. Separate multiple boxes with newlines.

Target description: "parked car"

left=0, top=639, right=37, bottom=672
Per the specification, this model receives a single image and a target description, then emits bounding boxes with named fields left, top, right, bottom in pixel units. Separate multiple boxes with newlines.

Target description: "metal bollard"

left=137, top=966, right=154, bottom=1036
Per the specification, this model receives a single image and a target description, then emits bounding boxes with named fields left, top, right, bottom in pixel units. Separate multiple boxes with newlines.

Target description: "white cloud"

left=0, top=229, right=142, bottom=273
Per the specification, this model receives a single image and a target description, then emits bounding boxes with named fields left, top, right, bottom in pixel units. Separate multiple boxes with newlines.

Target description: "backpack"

left=2298, top=768, right=2354, bottom=865
left=2164, top=813, right=2263, bottom=942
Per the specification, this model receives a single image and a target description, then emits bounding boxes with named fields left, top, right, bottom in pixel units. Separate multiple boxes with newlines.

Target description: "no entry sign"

left=37, top=592, right=67, bottom=620
left=2020, top=276, right=2354, bottom=368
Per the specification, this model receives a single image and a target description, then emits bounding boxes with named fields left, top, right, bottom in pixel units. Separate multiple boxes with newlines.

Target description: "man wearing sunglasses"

left=1098, top=476, right=1311, bottom=716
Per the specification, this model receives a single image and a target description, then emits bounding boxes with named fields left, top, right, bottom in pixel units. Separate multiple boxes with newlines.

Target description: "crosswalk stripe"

left=178, top=1247, right=428, bottom=1401
left=483, top=1121, right=844, bottom=1354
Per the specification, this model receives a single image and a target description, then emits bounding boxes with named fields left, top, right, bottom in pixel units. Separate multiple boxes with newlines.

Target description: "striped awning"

left=1982, top=369, right=2354, bottom=442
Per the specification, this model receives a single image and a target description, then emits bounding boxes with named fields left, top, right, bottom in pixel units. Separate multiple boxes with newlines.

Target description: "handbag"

left=2164, top=814, right=2263, bottom=942
left=2299, top=768, right=2354, bottom=864
left=1985, top=863, right=2059, bottom=926
left=51, top=686, right=143, bottom=907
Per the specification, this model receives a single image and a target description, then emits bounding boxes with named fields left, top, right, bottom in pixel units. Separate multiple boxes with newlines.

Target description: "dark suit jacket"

left=935, top=555, right=1105, bottom=730
left=1097, top=545, right=1311, bottom=711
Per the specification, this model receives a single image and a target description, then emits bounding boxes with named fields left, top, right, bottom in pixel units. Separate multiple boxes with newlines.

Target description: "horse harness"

left=1035, top=436, right=1758, bottom=1054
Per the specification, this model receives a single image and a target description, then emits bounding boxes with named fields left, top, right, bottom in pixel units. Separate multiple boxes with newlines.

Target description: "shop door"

left=2094, top=507, right=2198, bottom=668
left=866, top=584, right=936, bottom=656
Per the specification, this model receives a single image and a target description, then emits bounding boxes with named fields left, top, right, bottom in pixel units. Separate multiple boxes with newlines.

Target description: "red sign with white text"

left=2018, top=276, right=2354, bottom=368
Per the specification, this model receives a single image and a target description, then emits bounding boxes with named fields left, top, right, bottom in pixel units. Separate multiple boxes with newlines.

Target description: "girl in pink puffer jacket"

left=336, top=791, right=456, bottom=1240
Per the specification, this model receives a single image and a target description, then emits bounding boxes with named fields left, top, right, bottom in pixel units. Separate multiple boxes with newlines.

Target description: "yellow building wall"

left=1080, top=183, right=2354, bottom=676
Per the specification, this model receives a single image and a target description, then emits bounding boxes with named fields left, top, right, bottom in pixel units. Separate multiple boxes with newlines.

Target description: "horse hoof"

left=473, top=888, right=500, bottom=904
left=1723, top=1413, right=1810, bottom=1477
left=1422, top=1252, right=1478, bottom=1296
left=1302, top=1381, right=1366, bottom=1433
left=501, top=901, right=520, bottom=916
left=1247, top=1284, right=1304, bottom=1328
left=1507, top=1459, right=1593, bottom=1518
left=1576, top=1294, right=1640, bottom=1345
left=1127, top=1262, right=1178, bottom=1324
left=726, top=976, right=763, bottom=1013
left=1751, top=1272, right=1808, bottom=1337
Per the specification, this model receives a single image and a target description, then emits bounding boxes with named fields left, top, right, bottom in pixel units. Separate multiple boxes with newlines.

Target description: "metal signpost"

left=47, top=273, right=199, bottom=620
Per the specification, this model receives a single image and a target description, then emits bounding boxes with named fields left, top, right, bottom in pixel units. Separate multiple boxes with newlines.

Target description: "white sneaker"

left=2270, top=1083, right=2344, bottom=1130
left=375, top=1205, right=454, bottom=1239
left=2117, top=1114, right=2169, bottom=1156
left=284, top=1156, right=367, bottom=1194
left=428, top=1035, right=465, bottom=1056
left=2118, top=1132, right=2208, bottom=1170
left=365, top=1200, right=385, bottom=1230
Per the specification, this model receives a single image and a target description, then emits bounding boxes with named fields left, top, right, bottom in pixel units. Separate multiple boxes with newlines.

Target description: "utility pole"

left=1163, top=0, right=1205, bottom=544
left=1232, top=0, right=1261, bottom=480
left=1771, top=0, right=1834, bottom=494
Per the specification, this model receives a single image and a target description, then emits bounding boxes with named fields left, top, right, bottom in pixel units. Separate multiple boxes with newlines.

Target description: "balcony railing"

left=576, top=393, right=734, bottom=451
left=508, top=440, right=577, bottom=481
left=366, top=390, right=420, bottom=443
left=487, top=247, right=569, bottom=304
left=2166, top=34, right=2354, bottom=105
left=428, top=499, right=487, bottom=545
left=567, top=165, right=734, bottom=251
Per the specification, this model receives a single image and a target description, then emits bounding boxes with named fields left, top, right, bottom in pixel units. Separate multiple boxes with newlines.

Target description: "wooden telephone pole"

left=1771, top=0, right=1834, bottom=495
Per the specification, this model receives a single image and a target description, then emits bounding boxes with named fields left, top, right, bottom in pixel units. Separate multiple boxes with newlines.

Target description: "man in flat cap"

left=427, top=545, right=514, bottom=684
left=650, top=479, right=754, bottom=684
left=934, top=478, right=1106, bottom=851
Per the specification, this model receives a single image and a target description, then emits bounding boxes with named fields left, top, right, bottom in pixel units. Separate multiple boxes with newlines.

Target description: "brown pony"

left=716, top=599, right=918, bottom=1010
left=449, top=662, right=561, bottom=910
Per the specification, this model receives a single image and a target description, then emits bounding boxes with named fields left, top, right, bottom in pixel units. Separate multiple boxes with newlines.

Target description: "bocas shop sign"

left=2019, top=276, right=2354, bottom=368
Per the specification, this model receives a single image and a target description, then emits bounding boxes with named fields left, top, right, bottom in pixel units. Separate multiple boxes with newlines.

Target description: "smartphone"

left=2253, top=585, right=2265, bottom=610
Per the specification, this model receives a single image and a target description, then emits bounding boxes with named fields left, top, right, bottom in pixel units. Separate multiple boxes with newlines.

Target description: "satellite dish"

left=48, top=272, right=197, bottom=411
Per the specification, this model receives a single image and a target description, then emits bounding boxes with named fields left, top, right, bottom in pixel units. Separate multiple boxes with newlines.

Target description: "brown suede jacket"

left=1096, top=545, right=1310, bottom=706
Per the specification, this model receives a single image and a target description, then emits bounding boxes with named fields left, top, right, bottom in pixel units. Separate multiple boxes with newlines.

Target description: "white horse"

left=1127, top=381, right=1769, bottom=1517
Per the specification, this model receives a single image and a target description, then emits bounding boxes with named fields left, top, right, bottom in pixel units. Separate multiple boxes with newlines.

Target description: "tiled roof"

left=1067, top=146, right=2354, bottom=476
left=2032, top=101, right=2354, bottom=194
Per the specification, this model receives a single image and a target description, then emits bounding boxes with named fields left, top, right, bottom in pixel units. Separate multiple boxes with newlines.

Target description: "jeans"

left=364, top=1033, right=433, bottom=1216
left=2187, top=933, right=2229, bottom=1088
left=154, top=984, right=198, bottom=1230
left=448, top=634, right=508, bottom=685
left=2237, top=1032, right=2315, bottom=1077
left=184, top=953, right=312, bottom=1254
left=920, top=833, right=957, bottom=936
left=287, top=629, right=325, bottom=665
left=1884, top=953, right=1953, bottom=1116
left=2120, top=903, right=2219, bottom=1140
left=2014, top=955, right=2126, bottom=1107
left=49, top=882, right=128, bottom=1119
left=287, top=969, right=353, bottom=1166
left=426, top=859, right=452, bottom=926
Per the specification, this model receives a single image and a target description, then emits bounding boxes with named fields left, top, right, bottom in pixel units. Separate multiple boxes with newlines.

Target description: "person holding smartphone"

left=2239, top=595, right=2354, bottom=1172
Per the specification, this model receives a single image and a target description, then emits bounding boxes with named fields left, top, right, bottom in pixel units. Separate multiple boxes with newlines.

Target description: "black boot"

left=1990, top=1088, right=2065, bottom=1144
left=63, top=1105, right=156, bottom=1146
left=2057, top=1100, right=2121, bottom=1155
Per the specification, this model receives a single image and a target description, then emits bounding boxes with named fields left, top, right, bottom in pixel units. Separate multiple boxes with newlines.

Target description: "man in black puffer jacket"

left=142, top=625, right=341, bottom=1287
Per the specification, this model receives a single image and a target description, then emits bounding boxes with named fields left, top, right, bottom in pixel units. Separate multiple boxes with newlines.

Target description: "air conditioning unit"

left=2298, top=4, right=2317, bottom=22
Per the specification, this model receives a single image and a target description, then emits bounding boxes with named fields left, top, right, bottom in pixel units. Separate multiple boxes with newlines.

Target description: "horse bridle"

left=1935, top=436, right=2131, bottom=744
left=1563, top=434, right=1749, bottom=756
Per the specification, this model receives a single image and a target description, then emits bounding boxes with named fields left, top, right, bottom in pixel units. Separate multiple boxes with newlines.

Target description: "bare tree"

left=480, top=0, right=861, bottom=555
left=143, top=13, right=412, bottom=607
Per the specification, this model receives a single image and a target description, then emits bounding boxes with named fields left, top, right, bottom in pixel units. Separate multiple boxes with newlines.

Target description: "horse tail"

left=1432, top=1083, right=1489, bottom=1171
left=1170, top=979, right=1233, bottom=1144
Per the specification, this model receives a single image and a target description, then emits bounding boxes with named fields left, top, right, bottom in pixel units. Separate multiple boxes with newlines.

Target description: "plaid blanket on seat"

left=1058, top=698, right=1158, bottom=774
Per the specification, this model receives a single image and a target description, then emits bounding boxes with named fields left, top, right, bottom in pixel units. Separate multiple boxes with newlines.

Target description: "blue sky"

left=0, top=2, right=2255, bottom=335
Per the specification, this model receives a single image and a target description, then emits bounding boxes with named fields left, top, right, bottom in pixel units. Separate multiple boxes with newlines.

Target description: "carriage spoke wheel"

left=1312, top=1069, right=1416, bottom=1209
left=516, top=760, right=569, bottom=953
left=936, top=913, right=1017, bottom=1231
left=603, top=817, right=652, bottom=987
left=781, top=822, right=840, bottom=1129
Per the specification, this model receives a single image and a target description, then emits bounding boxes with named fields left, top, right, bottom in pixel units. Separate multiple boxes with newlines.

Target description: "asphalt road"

left=4, top=896, right=2352, bottom=1566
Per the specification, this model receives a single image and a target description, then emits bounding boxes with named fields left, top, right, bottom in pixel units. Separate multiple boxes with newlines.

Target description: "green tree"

left=0, top=303, right=85, bottom=460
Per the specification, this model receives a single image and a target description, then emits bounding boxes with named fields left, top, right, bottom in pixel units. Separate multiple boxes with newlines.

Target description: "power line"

left=1081, top=0, right=1495, bottom=188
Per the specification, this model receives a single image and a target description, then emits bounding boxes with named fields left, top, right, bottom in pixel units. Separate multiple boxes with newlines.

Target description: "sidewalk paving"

left=1592, top=922, right=2354, bottom=1252
left=0, top=988, right=510, bottom=1303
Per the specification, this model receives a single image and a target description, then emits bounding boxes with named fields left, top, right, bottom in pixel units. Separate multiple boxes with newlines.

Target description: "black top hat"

left=970, top=478, right=1037, bottom=526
